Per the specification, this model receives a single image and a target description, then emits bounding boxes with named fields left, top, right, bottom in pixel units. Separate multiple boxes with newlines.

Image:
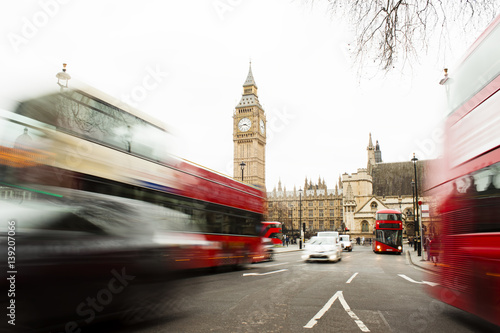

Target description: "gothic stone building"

left=343, top=134, right=430, bottom=238
left=266, top=134, right=430, bottom=238
left=230, top=65, right=430, bottom=238
left=266, top=178, right=343, bottom=237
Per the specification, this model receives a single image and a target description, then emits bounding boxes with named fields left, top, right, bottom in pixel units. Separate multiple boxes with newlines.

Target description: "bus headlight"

left=398, top=246, right=402, bottom=250
left=376, top=245, right=381, bottom=250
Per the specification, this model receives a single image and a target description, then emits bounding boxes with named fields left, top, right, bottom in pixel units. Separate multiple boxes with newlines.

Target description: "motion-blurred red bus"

left=372, top=209, right=403, bottom=254
left=426, top=14, right=500, bottom=327
left=261, top=221, right=283, bottom=245
left=0, top=82, right=267, bottom=269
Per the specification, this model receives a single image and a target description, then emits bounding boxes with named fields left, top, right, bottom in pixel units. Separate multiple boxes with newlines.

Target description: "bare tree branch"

left=309, top=0, right=499, bottom=75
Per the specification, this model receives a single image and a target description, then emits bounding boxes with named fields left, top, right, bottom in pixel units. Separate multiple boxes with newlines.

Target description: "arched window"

left=361, top=220, right=369, bottom=232
left=370, top=202, right=378, bottom=210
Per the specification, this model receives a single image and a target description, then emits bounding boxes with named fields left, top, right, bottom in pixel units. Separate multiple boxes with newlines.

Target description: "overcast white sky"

left=1, top=0, right=485, bottom=191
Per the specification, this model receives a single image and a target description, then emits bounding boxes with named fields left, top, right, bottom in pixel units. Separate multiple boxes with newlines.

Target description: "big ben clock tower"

left=233, top=63, right=266, bottom=189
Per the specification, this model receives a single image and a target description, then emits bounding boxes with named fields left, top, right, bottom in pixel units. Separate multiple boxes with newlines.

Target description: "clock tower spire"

left=233, top=62, right=266, bottom=189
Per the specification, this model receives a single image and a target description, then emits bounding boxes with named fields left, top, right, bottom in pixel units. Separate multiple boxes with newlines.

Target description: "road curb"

left=406, top=250, right=433, bottom=272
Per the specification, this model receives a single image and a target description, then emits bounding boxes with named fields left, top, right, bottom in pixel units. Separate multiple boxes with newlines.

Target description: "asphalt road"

left=100, top=246, right=498, bottom=333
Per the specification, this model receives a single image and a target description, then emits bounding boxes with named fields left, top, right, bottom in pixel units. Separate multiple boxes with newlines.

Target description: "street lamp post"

left=299, top=187, right=303, bottom=249
left=411, top=153, right=422, bottom=256
left=240, top=161, right=246, bottom=182
left=411, top=180, right=416, bottom=251
left=56, top=63, right=71, bottom=91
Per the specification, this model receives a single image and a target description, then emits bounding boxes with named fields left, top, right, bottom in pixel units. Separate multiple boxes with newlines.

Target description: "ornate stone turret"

left=367, top=133, right=376, bottom=174
left=375, top=140, right=382, bottom=163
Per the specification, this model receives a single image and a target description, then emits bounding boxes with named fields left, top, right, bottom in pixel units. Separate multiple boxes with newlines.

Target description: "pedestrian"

left=430, top=236, right=440, bottom=265
left=356, top=236, right=360, bottom=245
left=361, top=236, right=365, bottom=246
left=424, top=237, right=430, bottom=261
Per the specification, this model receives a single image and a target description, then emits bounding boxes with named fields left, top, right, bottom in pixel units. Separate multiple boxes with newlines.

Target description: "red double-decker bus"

left=425, top=14, right=500, bottom=327
left=0, top=82, right=267, bottom=270
left=372, top=209, right=403, bottom=254
left=261, top=221, right=283, bottom=245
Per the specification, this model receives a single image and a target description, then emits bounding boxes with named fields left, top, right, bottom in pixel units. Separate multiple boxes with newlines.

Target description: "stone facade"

left=343, top=134, right=430, bottom=238
left=266, top=178, right=343, bottom=237
left=265, top=133, right=431, bottom=239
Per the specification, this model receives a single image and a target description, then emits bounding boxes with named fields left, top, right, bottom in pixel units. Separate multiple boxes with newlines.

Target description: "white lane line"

left=304, top=291, right=370, bottom=332
left=304, top=291, right=341, bottom=328
left=346, top=272, right=358, bottom=284
left=261, top=262, right=289, bottom=268
left=377, top=310, right=392, bottom=332
left=398, top=274, right=439, bottom=287
left=242, top=269, right=288, bottom=276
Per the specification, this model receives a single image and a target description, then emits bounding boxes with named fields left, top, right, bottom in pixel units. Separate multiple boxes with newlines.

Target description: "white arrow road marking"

left=346, top=272, right=358, bottom=284
left=242, top=269, right=288, bottom=276
left=304, top=291, right=370, bottom=332
left=398, top=274, right=439, bottom=287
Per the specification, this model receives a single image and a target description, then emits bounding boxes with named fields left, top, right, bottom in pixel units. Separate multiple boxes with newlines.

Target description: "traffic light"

left=302, top=222, right=306, bottom=233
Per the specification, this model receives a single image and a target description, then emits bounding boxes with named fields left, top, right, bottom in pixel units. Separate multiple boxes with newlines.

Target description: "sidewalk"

left=274, top=243, right=302, bottom=253
left=405, top=244, right=440, bottom=273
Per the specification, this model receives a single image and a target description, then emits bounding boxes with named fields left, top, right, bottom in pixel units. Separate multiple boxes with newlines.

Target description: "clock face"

left=260, top=119, right=265, bottom=134
left=238, top=118, right=251, bottom=132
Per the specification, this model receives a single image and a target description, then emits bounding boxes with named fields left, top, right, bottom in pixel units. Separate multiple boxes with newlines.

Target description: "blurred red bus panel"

left=261, top=221, right=283, bottom=245
left=0, top=83, right=267, bottom=269
left=426, top=14, right=500, bottom=327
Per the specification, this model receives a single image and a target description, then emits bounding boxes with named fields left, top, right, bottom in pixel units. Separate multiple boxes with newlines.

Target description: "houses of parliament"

left=233, top=64, right=428, bottom=237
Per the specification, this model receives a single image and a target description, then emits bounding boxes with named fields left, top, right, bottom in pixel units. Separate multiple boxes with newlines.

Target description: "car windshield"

left=309, top=237, right=335, bottom=245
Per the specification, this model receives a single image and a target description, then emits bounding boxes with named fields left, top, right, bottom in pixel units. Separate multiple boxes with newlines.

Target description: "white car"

left=317, top=231, right=339, bottom=239
left=339, top=235, right=352, bottom=252
left=302, top=237, right=342, bottom=263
